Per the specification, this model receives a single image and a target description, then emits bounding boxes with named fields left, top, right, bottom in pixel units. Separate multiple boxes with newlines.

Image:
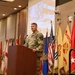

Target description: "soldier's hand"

left=32, top=49, right=36, bottom=52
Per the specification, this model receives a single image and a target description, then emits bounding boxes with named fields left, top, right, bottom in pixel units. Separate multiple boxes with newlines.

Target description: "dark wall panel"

left=18, top=9, right=27, bottom=45
left=56, top=0, right=72, bottom=6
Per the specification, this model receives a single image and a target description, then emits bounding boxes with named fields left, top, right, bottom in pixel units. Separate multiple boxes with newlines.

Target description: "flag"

left=0, top=41, right=2, bottom=56
left=57, top=24, right=64, bottom=74
left=8, top=39, right=13, bottom=46
left=1, top=39, right=12, bottom=74
left=63, top=23, right=71, bottom=73
left=1, top=41, right=7, bottom=73
left=48, top=22, right=54, bottom=73
left=19, top=35, right=22, bottom=45
left=53, top=40, right=58, bottom=74
left=0, top=41, right=2, bottom=68
left=42, top=32, right=48, bottom=75
left=71, top=16, right=75, bottom=73
left=15, top=38, right=19, bottom=45
left=4, top=40, right=9, bottom=73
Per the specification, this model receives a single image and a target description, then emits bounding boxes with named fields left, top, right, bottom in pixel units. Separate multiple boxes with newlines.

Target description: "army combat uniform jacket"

left=24, top=30, right=44, bottom=53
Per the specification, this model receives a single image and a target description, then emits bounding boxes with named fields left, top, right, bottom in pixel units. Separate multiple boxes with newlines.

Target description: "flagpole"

left=50, top=21, right=52, bottom=30
left=56, top=18, right=59, bottom=74
left=51, top=21, right=52, bottom=25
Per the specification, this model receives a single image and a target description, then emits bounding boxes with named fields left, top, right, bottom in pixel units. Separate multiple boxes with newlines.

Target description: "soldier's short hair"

left=31, top=23, right=37, bottom=26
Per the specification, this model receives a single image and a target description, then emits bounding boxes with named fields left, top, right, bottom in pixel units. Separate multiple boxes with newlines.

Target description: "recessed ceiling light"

left=14, top=8, right=17, bottom=10
left=18, top=5, right=22, bottom=8
left=2, top=14, right=5, bottom=16
left=2, top=0, right=14, bottom=2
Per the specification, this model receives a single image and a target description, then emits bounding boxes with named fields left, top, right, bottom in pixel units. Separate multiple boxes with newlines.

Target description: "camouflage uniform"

left=24, top=30, right=44, bottom=75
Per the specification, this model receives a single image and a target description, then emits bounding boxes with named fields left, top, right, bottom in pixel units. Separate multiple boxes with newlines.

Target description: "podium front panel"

left=7, top=46, right=37, bottom=75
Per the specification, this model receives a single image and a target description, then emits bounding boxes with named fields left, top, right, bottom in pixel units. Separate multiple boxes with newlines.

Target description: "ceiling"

left=0, top=0, right=73, bottom=20
left=0, top=0, right=28, bottom=20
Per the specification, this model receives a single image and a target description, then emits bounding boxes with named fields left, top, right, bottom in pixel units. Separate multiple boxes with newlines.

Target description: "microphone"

left=23, top=35, right=28, bottom=44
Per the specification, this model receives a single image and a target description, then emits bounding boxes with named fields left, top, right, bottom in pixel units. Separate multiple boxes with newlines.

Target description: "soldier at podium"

left=24, top=23, right=44, bottom=75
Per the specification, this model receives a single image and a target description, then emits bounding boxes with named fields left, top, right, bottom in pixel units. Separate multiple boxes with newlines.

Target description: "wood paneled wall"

left=18, top=9, right=27, bottom=45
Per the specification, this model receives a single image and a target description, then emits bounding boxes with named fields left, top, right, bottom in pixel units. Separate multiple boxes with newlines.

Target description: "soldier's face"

left=31, top=24, right=37, bottom=32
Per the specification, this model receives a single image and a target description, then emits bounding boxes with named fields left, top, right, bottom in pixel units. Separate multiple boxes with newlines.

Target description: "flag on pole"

left=0, top=41, right=2, bottom=56
left=63, top=22, right=71, bottom=73
left=4, top=40, right=9, bottom=73
left=1, top=39, right=12, bottom=74
left=53, top=39, right=58, bottom=74
left=71, top=15, right=75, bottom=73
left=15, top=38, right=19, bottom=45
left=19, top=35, right=22, bottom=45
left=57, top=24, right=64, bottom=74
left=48, top=21, right=54, bottom=73
left=42, top=32, right=48, bottom=75
left=0, top=41, right=2, bottom=68
left=1, top=41, right=7, bottom=74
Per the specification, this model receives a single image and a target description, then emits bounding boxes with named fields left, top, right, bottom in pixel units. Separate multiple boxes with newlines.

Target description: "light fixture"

left=18, top=5, right=22, bottom=8
left=1, top=0, right=14, bottom=2
left=14, top=8, right=17, bottom=10
left=2, top=14, right=5, bottom=16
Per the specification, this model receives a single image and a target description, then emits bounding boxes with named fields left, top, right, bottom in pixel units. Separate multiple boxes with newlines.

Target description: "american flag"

left=48, top=21, right=54, bottom=73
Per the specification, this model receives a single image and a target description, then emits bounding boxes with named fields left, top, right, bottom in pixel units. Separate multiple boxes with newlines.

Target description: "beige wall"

left=0, top=19, right=7, bottom=49
left=55, top=0, right=75, bottom=36
left=6, top=14, right=16, bottom=39
left=0, top=20, right=6, bottom=41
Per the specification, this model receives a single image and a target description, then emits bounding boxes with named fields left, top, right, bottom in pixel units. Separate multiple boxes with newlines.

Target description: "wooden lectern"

left=7, top=46, right=37, bottom=75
